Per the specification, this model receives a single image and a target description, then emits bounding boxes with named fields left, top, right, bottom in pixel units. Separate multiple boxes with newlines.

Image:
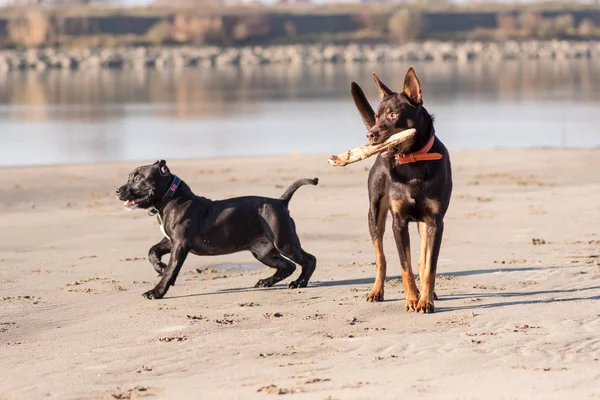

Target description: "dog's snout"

left=367, top=130, right=380, bottom=142
left=116, top=187, right=121, bottom=195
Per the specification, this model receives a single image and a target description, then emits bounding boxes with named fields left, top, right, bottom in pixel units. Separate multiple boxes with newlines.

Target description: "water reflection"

left=0, top=59, right=598, bottom=166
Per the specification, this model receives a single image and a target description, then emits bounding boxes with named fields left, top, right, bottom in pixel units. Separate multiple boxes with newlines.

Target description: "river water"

left=0, top=59, right=598, bottom=167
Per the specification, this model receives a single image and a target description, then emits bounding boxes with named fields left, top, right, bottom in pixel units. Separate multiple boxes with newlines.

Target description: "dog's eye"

left=134, top=175, right=142, bottom=183
left=389, top=112, right=398, bottom=119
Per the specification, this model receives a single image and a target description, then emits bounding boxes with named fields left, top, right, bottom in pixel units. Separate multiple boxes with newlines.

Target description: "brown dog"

left=351, top=67, right=452, bottom=313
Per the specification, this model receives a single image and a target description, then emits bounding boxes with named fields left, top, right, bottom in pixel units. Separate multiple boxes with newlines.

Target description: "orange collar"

left=395, top=135, right=443, bottom=164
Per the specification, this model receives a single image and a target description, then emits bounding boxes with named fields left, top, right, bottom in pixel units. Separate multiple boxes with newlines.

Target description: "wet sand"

left=1, top=149, right=599, bottom=399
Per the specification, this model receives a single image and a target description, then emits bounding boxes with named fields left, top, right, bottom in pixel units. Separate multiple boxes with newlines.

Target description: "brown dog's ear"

left=402, top=67, right=422, bottom=106
left=351, top=82, right=376, bottom=129
left=157, top=159, right=170, bottom=176
left=372, top=72, right=393, bottom=99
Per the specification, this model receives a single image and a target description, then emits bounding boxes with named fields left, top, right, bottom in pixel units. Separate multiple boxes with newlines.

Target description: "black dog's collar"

left=148, top=175, right=181, bottom=216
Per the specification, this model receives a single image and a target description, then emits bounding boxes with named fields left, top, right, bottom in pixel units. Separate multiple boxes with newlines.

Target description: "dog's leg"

left=142, top=242, right=189, bottom=300
left=264, top=214, right=316, bottom=289
left=254, top=249, right=296, bottom=288
left=367, top=195, right=388, bottom=302
left=391, top=214, right=419, bottom=311
left=417, top=221, right=426, bottom=294
left=417, top=222, right=438, bottom=301
left=148, top=237, right=171, bottom=276
left=416, top=218, right=444, bottom=313
left=288, top=249, right=316, bottom=289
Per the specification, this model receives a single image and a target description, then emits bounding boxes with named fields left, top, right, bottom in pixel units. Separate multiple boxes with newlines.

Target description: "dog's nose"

left=367, top=130, right=380, bottom=142
left=115, top=188, right=121, bottom=195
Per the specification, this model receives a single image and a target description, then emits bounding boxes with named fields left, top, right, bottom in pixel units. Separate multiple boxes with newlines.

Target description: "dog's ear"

left=157, top=159, right=170, bottom=176
left=351, top=82, right=376, bottom=130
left=372, top=72, right=393, bottom=99
left=402, top=67, right=423, bottom=106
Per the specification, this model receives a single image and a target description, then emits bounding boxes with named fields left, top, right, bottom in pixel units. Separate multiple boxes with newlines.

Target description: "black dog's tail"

left=279, top=178, right=319, bottom=207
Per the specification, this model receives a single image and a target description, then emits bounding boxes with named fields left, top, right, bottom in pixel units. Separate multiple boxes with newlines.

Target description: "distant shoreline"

left=0, top=40, right=597, bottom=71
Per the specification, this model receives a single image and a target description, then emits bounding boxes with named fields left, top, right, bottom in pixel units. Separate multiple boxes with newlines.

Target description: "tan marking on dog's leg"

left=417, top=220, right=444, bottom=313
left=417, top=248, right=435, bottom=313
left=402, top=242, right=419, bottom=312
left=417, top=221, right=427, bottom=298
left=390, top=200, right=419, bottom=311
left=367, top=196, right=388, bottom=302
left=424, top=198, right=440, bottom=215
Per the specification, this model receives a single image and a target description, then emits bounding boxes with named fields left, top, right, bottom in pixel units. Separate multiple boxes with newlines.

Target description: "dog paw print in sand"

left=256, top=384, right=303, bottom=395
left=239, top=302, right=260, bottom=307
left=155, top=335, right=187, bottom=343
left=263, top=312, right=284, bottom=319
left=134, top=366, right=152, bottom=374
left=374, top=354, right=399, bottom=361
left=339, top=261, right=373, bottom=268
left=493, top=259, right=531, bottom=265
left=303, top=313, right=326, bottom=321
left=0, top=322, right=17, bottom=333
left=65, top=277, right=126, bottom=293
left=465, top=331, right=496, bottom=346
left=511, top=365, right=567, bottom=372
left=27, top=269, right=51, bottom=274
left=185, top=314, right=207, bottom=321
left=341, top=381, right=370, bottom=389
left=472, top=284, right=505, bottom=291
left=511, top=324, right=540, bottom=333
left=437, top=312, right=479, bottom=328
left=185, top=313, right=245, bottom=325
left=107, top=385, right=157, bottom=399
left=1, top=295, right=41, bottom=305
left=214, top=313, right=245, bottom=325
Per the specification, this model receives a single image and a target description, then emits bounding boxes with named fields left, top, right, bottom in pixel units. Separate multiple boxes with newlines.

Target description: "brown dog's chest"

left=387, top=179, right=440, bottom=221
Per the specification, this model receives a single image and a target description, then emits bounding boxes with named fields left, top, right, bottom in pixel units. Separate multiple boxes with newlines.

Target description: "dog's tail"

left=279, top=178, right=319, bottom=207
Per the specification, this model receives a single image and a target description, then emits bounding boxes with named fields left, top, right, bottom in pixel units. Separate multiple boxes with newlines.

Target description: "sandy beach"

left=1, top=149, right=599, bottom=400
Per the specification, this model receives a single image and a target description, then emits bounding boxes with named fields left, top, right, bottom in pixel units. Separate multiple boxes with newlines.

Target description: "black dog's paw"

left=288, top=279, right=307, bottom=289
left=254, top=279, right=275, bottom=288
left=142, top=288, right=165, bottom=300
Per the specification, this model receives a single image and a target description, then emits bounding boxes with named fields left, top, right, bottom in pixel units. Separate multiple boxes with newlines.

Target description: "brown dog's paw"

left=405, top=296, right=419, bottom=312
left=366, top=290, right=384, bottom=302
left=416, top=297, right=435, bottom=313
left=142, top=288, right=164, bottom=300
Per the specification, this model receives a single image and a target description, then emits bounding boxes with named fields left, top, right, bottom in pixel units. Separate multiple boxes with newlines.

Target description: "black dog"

left=116, top=160, right=318, bottom=300
left=351, top=67, right=452, bottom=313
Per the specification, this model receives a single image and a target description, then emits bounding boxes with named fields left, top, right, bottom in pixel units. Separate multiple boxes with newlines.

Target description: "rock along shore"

left=0, top=40, right=597, bottom=71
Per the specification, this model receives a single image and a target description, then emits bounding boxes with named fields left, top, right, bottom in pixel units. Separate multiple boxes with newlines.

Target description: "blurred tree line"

left=1, top=4, right=599, bottom=48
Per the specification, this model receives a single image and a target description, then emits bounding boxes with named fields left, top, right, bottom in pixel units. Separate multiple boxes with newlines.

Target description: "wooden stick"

left=328, top=129, right=416, bottom=167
